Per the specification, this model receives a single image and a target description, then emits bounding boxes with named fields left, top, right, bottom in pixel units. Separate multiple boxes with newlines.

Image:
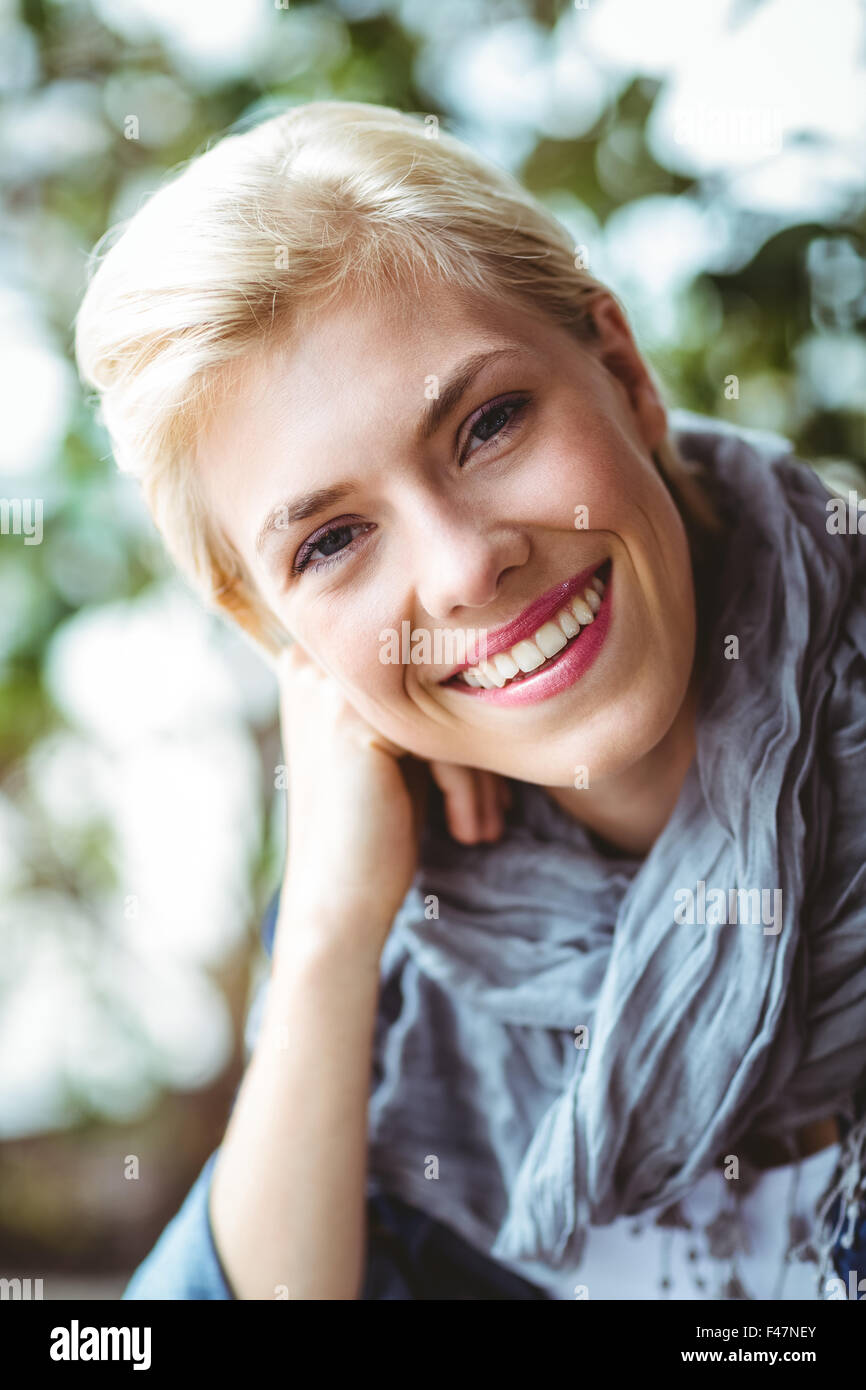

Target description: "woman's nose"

left=412, top=512, right=529, bottom=624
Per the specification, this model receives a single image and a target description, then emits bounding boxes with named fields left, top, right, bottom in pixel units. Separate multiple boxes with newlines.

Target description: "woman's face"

left=196, top=279, right=697, bottom=790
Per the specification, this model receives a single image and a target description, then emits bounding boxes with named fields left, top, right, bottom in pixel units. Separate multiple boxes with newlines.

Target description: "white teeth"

left=479, top=659, right=506, bottom=688
left=571, top=595, right=594, bottom=624
left=453, top=567, right=608, bottom=689
left=511, top=639, right=546, bottom=673
left=535, top=621, right=568, bottom=659
left=493, top=650, right=520, bottom=679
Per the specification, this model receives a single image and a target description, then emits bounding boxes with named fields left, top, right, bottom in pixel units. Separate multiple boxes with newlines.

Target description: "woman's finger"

left=475, top=769, right=505, bottom=841
left=429, top=763, right=510, bottom=844
left=429, top=761, right=484, bottom=844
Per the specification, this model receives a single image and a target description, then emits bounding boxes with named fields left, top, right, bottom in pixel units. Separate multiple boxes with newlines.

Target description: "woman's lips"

left=442, top=557, right=608, bottom=677
left=441, top=558, right=613, bottom=706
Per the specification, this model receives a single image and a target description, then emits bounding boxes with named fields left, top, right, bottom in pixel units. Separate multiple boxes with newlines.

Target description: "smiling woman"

left=74, top=100, right=866, bottom=1303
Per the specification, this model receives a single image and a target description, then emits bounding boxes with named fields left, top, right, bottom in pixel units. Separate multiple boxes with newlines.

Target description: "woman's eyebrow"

left=255, top=344, right=527, bottom=564
left=416, top=344, right=526, bottom=442
left=256, top=482, right=357, bottom=562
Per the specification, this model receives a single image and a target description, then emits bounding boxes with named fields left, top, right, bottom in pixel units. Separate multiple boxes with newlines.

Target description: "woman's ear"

left=587, top=294, right=668, bottom=453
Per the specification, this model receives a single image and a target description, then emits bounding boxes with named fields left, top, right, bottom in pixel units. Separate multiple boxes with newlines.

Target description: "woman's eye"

left=291, top=398, right=529, bottom=576
left=461, top=395, right=529, bottom=464
left=293, top=520, right=371, bottom=575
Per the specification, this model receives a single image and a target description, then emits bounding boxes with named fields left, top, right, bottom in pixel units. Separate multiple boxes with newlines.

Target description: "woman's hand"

left=272, top=642, right=511, bottom=958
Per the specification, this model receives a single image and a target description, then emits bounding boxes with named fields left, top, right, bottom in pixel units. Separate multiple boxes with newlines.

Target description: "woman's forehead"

left=275, top=280, right=553, bottom=385
left=200, top=282, right=559, bottom=478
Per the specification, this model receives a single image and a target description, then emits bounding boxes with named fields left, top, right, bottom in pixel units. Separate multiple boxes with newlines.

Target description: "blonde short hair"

left=74, top=99, right=723, bottom=661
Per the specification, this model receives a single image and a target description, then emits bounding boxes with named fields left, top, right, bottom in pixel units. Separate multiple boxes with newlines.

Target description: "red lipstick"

left=443, top=558, right=613, bottom=706
left=442, top=558, right=608, bottom=677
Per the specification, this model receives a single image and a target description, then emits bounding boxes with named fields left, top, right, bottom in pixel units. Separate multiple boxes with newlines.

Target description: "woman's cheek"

left=519, top=435, right=624, bottom=531
left=327, top=635, right=406, bottom=711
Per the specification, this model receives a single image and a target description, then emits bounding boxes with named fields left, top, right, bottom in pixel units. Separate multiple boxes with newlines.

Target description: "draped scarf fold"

left=366, top=411, right=866, bottom=1292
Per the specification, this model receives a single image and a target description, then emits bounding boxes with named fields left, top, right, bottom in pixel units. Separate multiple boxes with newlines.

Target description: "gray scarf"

left=367, top=410, right=866, bottom=1294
